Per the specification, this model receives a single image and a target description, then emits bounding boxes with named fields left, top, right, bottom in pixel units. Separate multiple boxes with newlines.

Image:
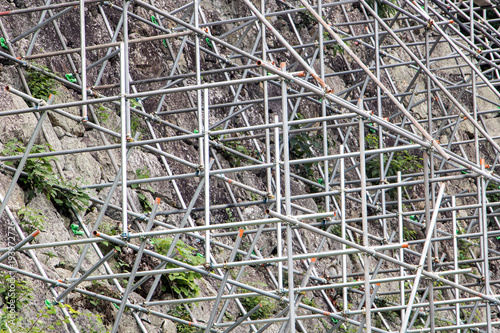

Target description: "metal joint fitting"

left=425, top=19, right=434, bottom=30
left=121, top=233, right=130, bottom=241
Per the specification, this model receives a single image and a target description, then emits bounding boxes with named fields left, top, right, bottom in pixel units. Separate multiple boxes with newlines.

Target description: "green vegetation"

left=130, top=112, right=143, bottom=136
left=0, top=273, right=32, bottom=311
left=297, top=7, right=317, bottom=29
left=331, top=224, right=342, bottom=237
left=455, top=222, right=477, bottom=268
left=225, top=207, right=236, bottom=223
left=301, top=297, right=317, bottom=307
left=240, top=294, right=276, bottom=320
left=1, top=302, right=105, bottom=333
left=17, top=207, right=45, bottom=234
left=95, top=105, right=111, bottom=124
left=167, top=305, right=196, bottom=333
left=486, top=182, right=500, bottom=203
left=131, top=167, right=153, bottom=213
left=2, top=139, right=90, bottom=216
left=25, top=65, right=58, bottom=101
left=0, top=273, right=105, bottom=332
left=365, top=0, right=396, bottom=18
left=222, top=141, right=252, bottom=167
left=152, top=237, right=204, bottom=298
left=365, top=133, right=423, bottom=180
left=322, top=32, right=349, bottom=56
left=402, top=226, right=417, bottom=241
left=290, top=113, right=334, bottom=179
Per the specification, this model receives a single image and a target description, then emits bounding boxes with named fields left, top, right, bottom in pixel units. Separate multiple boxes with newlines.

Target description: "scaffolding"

left=1, top=0, right=500, bottom=332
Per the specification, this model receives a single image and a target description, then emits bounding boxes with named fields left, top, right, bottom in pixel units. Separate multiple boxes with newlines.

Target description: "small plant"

left=322, top=32, right=350, bottom=56
left=225, top=207, right=235, bottom=223
left=17, top=207, right=45, bottom=233
left=289, top=113, right=334, bottom=180
left=2, top=139, right=90, bottom=215
left=137, top=193, right=152, bottom=213
left=167, top=305, right=196, bottom=333
left=42, top=251, right=57, bottom=264
left=0, top=273, right=32, bottom=311
left=331, top=224, right=342, bottom=237
left=364, top=134, right=423, bottom=180
left=131, top=167, right=150, bottom=189
left=486, top=182, right=500, bottom=203
left=239, top=294, right=276, bottom=320
left=297, top=7, right=317, bottom=29
left=152, top=237, right=204, bottom=299
left=129, top=112, right=143, bottom=135
left=95, top=105, right=110, bottom=123
left=25, top=65, right=58, bottom=101
left=365, top=0, right=396, bottom=18
left=402, top=226, right=417, bottom=241
left=1, top=301, right=105, bottom=333
left=114, top=258, right=130, bottom=273
left=301, top=297, right=317, bottom=307
left=222, top=141, right=252, bottom=167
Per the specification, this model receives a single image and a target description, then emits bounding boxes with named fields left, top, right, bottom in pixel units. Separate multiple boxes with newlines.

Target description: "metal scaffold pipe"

left=1, top=0, right=500, bottom=331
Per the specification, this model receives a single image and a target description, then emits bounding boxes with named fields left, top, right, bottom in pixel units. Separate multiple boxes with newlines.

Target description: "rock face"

left=1, top=0, right=500, bottom=332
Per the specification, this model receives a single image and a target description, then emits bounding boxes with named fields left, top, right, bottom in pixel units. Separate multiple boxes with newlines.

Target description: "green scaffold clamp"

left=205, top=37, right=213, bottom=49
left=0, top=37, right=8, bottom=50
left=65, top=73, right=77, bottom=83
left=45, top=299, right=54, bottom=309
left=71, top=224, right=84, bottom=235
left=151, top=16, right=168, bottom=48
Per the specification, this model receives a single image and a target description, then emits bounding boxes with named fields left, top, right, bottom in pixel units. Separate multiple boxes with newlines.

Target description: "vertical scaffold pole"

left=358, top=102, right=371, bottom=333
left=341, top=144, right=348, bottom=314
left=281, top=62, right=295, bottom=333
left=275, top=114, right=283, bottom=291
left=204, top=88, right=210, bottom=265
left=120, top=42, right=128, bottom=236
left=80, top=0, right=87, bottom=121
